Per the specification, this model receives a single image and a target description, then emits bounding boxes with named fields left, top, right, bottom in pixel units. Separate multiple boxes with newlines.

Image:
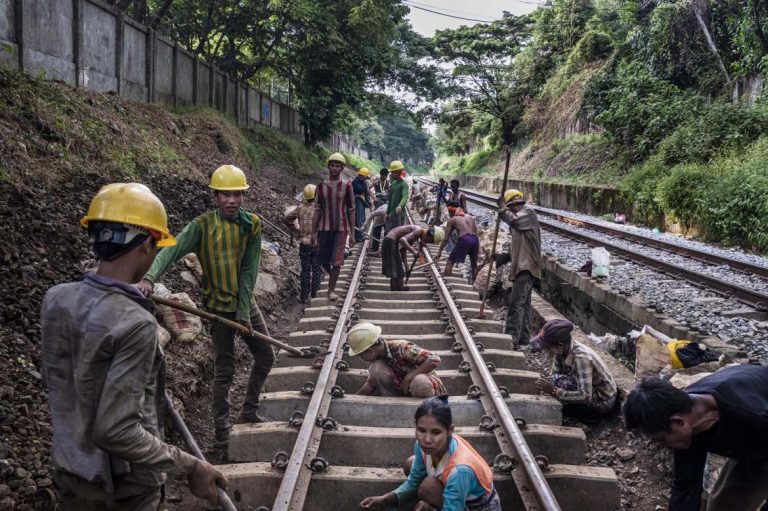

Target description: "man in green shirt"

left=385, top=160, right=410, bottom=233
left=137, top=165, right=273, bottom=462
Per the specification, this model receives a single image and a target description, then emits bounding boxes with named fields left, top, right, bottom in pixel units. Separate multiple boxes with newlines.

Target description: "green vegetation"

left=244, top=123, right=325, bottom=176
left=431, top=0, right=768, bottom=251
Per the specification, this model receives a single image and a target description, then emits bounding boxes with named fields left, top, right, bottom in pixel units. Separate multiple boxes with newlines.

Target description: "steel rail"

left=416, top=177, right=768, bottom=279
left=272, top=236, right=371, bottom=511
left=416, top=177, right=768, bottom=311
left=408, top=209, right=561, bottom=511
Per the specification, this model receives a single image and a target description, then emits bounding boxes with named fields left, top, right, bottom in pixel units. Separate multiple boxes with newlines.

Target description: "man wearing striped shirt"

left=138, top=165, right=273, bottom=461
left=531, top=319, right=618, bottom=424
left=311, top=153, right=356, bottom=301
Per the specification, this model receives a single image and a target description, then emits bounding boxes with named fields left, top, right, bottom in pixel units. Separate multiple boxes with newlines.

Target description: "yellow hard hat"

left=389, top=160, right=405, bottom=172
left=503, top=189, right=525, bottom=204
left=80, top=183, right=176, bottom=247
left=358, top=167, right=371, bottom=178
left=327, top=153, right=346, bottom=166
left=347, top=322, right=382, bottom=356
left=209, top=164, right=249, bottom=191
left=303, top=184, right=317, bottom=200
left=430, top=226, right=445, bottom=245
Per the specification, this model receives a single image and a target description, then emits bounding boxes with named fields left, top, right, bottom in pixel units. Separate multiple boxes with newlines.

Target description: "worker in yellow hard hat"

left=353, top=167, right=374, bottom=242
left=41, top=183, right=227, bottom=508
left=283, top=184, right=323, bottom=304
left=494, top=188, right=541, bottom=347
left=348, top=322, right=446, bottom=398
left=312, top=153, right=356, bottom=301
left=382, top=224, right=445, bottom=291
left=137, top=164, right=274, bottom=461
left=385, top=160, right=410, bottom=233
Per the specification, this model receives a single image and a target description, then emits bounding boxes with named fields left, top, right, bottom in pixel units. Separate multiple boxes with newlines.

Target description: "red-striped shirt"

left=315, top=180, right=354, bottom=232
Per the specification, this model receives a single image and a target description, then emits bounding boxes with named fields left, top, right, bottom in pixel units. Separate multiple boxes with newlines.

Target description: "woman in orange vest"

left=359, top=396, right=501, bottom=511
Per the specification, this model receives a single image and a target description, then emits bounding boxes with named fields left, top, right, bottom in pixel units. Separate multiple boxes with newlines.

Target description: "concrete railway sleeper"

left=212, top=214, right=620, bottom=511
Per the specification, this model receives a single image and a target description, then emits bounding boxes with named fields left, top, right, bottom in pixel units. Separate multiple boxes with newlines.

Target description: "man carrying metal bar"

left=494, top=189, right=541, bottom=347
left=362, top=203, right=388, bottom=256
left=137, top=164, right=274, bottom=463
left=42, top=183, right=226, bottom=510
left=381, top=224, right=445, bottom=291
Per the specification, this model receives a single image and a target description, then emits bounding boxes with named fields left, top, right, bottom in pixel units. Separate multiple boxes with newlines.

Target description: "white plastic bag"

left=591, top=247, right=610, bottom=278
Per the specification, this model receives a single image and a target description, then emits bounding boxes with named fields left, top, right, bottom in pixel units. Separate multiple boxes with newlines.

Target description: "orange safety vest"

left=434, top=435, right=494, bottom=495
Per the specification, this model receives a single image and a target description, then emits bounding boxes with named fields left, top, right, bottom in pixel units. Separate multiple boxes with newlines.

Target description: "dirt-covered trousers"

left=211, top=305, right=274, bottom=447
left=706, top=458, right=768, bottom=511
left=54, top=471, right=162, bottom=511
left=504, top=270, right=536, bottom=346
left=299, top=243, right=323, bottom=301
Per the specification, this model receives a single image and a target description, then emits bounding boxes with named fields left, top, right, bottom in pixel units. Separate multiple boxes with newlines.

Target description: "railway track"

left=214, top=211, right=620, bottom=511
left=416, top=177, right=768, bottom=312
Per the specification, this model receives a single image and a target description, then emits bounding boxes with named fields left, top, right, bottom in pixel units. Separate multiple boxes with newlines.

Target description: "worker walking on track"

left=373, top=168, right=389, bottom=208
left=360, top=396, right=501, bottom=511
left=348, top=322, right=446, bottom=398
left=137, top=164, right=274, bottom=462
left=42, top=183, right=226, bottom=510
left=436, top=206, right=479, bottom=279
left=284, top=184, right=323, bottom=303
left=385, top=160, right=410, bottom=233
left=624, top=365, right=768, bottom=511
left=494, top=189, right=541, bottom=347
left=382, top=224, right=445, bottom=291
left=531, top=319, right=618, bottom=424
left=312, top=152, right=356, bottom=301
left=353, top=167, right=372, bottom=242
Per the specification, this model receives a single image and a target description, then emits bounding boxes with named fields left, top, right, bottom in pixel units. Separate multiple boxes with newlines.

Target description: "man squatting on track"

left=624, top=365, right=768, bottom=511
left=347, top=322, right=447, bottom=398
left=436, top=206, right=479, bottom=279
left=312, top=152, right=356, bottom=301
left=531, top=319, right=618, bottom=424
left=42, top=183, right=226, bottom=510
left=381, top=224, right=445, bottom=291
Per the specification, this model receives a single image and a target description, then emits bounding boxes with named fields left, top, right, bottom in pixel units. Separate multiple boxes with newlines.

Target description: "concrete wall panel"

left=248, top=89, right=260, bottom=124
left=121, top=23, right=145, bottom=91
left=214, top=72, right=224, bottom=111
left=120, top=79, right=146, bottom=102
left=0, top=0, right=15, bottom=41
left=270, top=99, right=280, bottom=129
left=196, top=62, right=210, bottom=107
left=154, top=38, right=173, bottom=105
left=82, top=2, right=116, bottom=92
left=238, top=85, right=247, bottom=124
left=176, top=51, right=193, bottom=104
left=226, top=78, right=236, bottom=116
left=23, top=0, right=75, bottom=84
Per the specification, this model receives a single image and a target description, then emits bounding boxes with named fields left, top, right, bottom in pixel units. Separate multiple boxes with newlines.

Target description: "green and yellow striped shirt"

left=145, top=209, right=262, bottom=321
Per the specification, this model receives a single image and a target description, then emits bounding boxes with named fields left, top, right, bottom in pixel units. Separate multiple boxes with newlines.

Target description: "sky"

left=405, top=0, right=541, bottom=36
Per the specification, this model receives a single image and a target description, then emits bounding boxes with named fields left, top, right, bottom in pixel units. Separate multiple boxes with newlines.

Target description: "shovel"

left=164, top=394, right=237, bottom=511
left=411, top=257, right=445, bottom=272
left=151, top=295, right=326, bottom=358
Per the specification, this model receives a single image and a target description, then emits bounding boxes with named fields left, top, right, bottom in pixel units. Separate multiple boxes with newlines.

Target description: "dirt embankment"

left=0, top=69, right=321, bottom=510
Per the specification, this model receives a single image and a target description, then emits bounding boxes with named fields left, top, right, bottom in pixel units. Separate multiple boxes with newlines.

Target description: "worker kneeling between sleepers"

left=137, top=164, right=273, bottom=463
left=532, top=319, right=618, bottom=424
left=348, top=322, right=446, bottom=398
left=41, top=183, right=226, bottom=510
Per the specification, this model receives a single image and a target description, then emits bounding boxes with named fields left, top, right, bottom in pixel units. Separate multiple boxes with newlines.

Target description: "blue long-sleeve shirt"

left=393, top=437, right=489, bottom=510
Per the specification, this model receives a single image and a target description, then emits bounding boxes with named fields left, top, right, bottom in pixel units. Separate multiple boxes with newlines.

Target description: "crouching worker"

left=284, top=184, right=323, bottom=303
left=42, top=183, right=226, bottom=510
left=532, top=319, right=618, bottom=424
left=137, top=165, right=274, bottom=463
left=348, top=322, right=446, bottom=398
left=624, top=365, right=768, bottom=511
left=360, top=396, right=501, bottom=511
left=382, top=224, right=445, bottom=291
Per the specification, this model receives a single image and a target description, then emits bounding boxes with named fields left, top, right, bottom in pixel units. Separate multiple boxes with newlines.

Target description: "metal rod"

left=164, top=394, right=237, bottom=511
left=151, top=295, right=305, bottom=356
left=355, top=226, right=382, bottom=243
left=404, top=249, right=422, bottom=284
left=477, top=147, right=512, bottom=319
left=259, top=214, right=297, bottom=245
left=272, top=235, right=372, bottom=510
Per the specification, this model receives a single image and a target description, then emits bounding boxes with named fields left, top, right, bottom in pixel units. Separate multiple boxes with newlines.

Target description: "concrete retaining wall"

left=0, top=0, right=367, bottom=157
left=452, top=175, right=633, bottom=220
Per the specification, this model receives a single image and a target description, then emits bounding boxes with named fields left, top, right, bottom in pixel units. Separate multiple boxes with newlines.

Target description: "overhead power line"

left=405, top=0, right=501, bottom=19
left=404, top=2, right=499, bottom=23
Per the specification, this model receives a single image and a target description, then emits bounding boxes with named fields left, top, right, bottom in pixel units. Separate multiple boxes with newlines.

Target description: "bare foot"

left=328, top=291, right=339, bottom=301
